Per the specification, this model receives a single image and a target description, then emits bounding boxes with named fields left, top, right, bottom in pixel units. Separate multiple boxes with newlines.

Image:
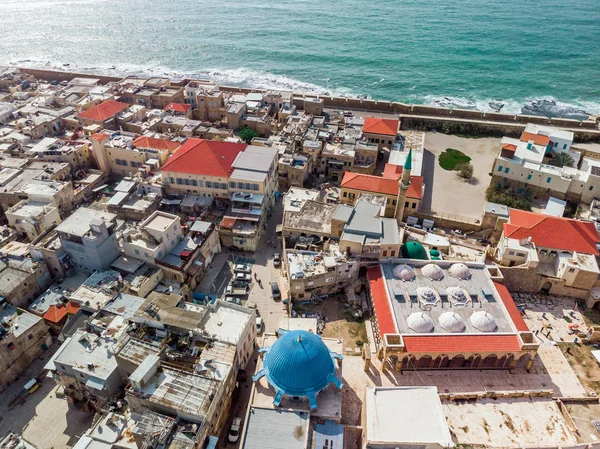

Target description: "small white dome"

left=449, top=263, right=471, bottom=280
left=407, top=312, right=434, bottom=333
left=393, top=264, right=416, bottom=281
left=417, top=287, right=438, bottom=305
left=470, top=311, right=498, bottom=332
left=439, top=312, right=466, bottom=333
left=421, top=263, right=444, bottom=280
left=447, top=286, right=470, bottom=305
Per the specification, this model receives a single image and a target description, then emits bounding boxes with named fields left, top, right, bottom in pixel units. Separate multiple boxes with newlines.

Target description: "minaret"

left=394, top=148, right=412, bottom=224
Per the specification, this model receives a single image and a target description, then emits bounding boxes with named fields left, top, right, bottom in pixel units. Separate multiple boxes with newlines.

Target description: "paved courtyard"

left=422, top=133, right=501, bottom=221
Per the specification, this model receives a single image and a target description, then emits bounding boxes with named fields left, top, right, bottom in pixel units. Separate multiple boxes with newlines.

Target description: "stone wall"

left=17, top=68, right=600, bottom=142
left=499, top=265, right=592, bottom=299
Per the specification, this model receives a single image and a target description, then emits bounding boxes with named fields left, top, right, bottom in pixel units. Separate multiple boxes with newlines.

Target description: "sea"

left=2, top=0, right=599, bottom=119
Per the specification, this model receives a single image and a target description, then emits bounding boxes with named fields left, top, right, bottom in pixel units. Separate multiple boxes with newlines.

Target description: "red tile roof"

left=78, top=100, right=129, bottom=122
left=133, top=136, right=181, bottom=153
left=502, top=143, right=517, bottom=152
left=504, top=209, right=599, bottom=255
left=521, top=131, right=550, bottom=146
left=65, top=301, right=80, bottom=315
left=43, top=305, right=68, bottom=324
left=367, top=265, right=397, bottom=336
left=91, top=133, right=110, bottom=142
left=220, top=217, right=237, bottom=228
left=494, top=282, right=529, bottom=332
left=403, top=335, right=522, bottom=353
left=341, top=171, right=423, bottom=200
left=363, top=117, right=399, bottom=136
left=161, top=139, right=247, bottom=177
left=164, top=103, right=191, bottom=113
left=382, top=163, right=403, bottom=179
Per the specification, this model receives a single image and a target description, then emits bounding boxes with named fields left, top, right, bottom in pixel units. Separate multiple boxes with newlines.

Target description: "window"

left=343, top=192, right=348, bottom=198
left=589, top=186, right=594, bottom=191
left=191, top=179, right=197, bottom=186
left=392, top=199, right=396, bottom=205
left=554, top=141, right=558, bottom=147
left=516, top=252, right=526, bottom=257
left=27, top=333, right=33, bottom=340
left=509, top=251, right=515, bottom=255
left=412, top=202, right=417, bottom=208
left=349, top=193, right=355, bottom=199
left=527, top=174, right=532, bottom=180
left=569, top=268, right=575, bottom=273
left=504, top=167, right=509, bottom=174
left=497, top=165, right=503, bottom=172
left=229, top=182, right=236, bottom=188
left=563, top=143, right=567, bottom=149
left=546, top=177, right=551, bottom=183
left=253, top=184, right=259, bottom=191
left=382, top=251, right=388, bottom=257
left=326, top=277, right=334, bottom=283
left=134, top=249, right=140, bottom=255
left=170, top=177, right=174, bottom=184
left=205, top=181, right=212, bottom=188
left=198, top=180, right=204, bottom=187
left=404, top=201, right=409, bottom=207
left=390, top=251, right=395, bottom=257
left=177, top=178, right=183, bottom=185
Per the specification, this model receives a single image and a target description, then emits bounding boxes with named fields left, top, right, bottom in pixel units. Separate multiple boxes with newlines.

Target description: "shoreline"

left=15, top=66, right=600, bottom=143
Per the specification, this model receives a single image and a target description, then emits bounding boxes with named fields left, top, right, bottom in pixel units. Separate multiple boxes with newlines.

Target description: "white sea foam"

left=10, top=59, right=600, bottom=119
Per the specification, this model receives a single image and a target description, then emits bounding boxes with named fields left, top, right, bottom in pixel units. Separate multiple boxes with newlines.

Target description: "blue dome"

left=253, top=330, right=343, bottom=409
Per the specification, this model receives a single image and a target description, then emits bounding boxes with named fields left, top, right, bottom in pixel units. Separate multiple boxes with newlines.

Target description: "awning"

left=161, top=198, right=182, bottom=205
left=205, top=436, right=218, bottom=449
left=85, top=377, right=106, bottom=391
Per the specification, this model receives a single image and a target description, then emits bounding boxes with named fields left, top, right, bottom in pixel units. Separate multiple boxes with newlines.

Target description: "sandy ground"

left=444, top=397, right=576, bottom=447
left=422, top=133, right=501, bottom=220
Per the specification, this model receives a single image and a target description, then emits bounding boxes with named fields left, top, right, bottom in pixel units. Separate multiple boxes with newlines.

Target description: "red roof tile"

left=91, top=133, right=110, bottom=142
left=341, top=171, right=423, bottom=200
left=494, top=282, right=529, bottom=332
left=363, top=117, right=399, bottom=136
left=220, top=217, right=237, bottom=228
left=65, top=301, right=80, bottom=315
left=521, top=131, right=550, bottom=146
left=43, top=305, right=68, bottom=323
left=403, top=335, right=522, bottom=353
left=78, top=100, right=129, bottom=122
left=382, top=163, right=403, bottom=179
left=504, top=209, right=599, bottom=255
left=367, top=265, right=397, bottom=336
left=164, top=103, right=191, bottom=113
left=161, top=139, right=247, bottom=177
left=133, top=136, right=181, bottom=153
left=502, top=143, right=517, bottom=152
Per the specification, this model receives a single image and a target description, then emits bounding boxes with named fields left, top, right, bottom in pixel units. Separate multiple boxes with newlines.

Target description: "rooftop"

left=161, top=139, right=246, bottom=177
left=56, top=207, right=116, bottom=237
left=362, top=117, right=399, bottom=136
left=78, top=100, right=129, bottom=121
left=200, top=301, right=254, bottom=345
left=133, top=135, right=181, bottom=153
left=242, top=407, right=309, bottom=449
left=0, top=305, right=42, bottom=338
left=504, top=209, right=600, bottom=254
left=283, top=200, right=337, bottom=235
left=341, top=171, right=423, bottom=200
left=69, top=270, right=122, bottom=310
left=365, top=386, right=453, bottom=448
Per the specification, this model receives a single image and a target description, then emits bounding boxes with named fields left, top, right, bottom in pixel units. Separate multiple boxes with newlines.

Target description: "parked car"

left=225, top=296, right=242, bottom=305
left=234, top=272, right=252, bottom=282
left=271, top=282, right=281, bottom=300
left=234, top=263, right=250, bottom=273
left=256, top=317, right=263, bottom=333
left=477, top=238, right=492, bottom=245
left=452, top=229, right=466, bottom=238
left=228, top=418, right=242, bottom=443
left=273, top=253, right=281, bottom=268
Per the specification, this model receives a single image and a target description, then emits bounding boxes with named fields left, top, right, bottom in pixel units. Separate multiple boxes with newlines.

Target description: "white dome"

left=447, top=286, right=470, bottom=305
left=439, top=312, right=466, bottom=333
left=449, top=263, right=472, bottom=280
left=470, top=311, right=498, bottom=332
left=393, top=264, right=416, bottom=281
left=416, top=287, right=438, bottom=305
left=407, top=312, right=434, bottom=333
left=421, top=263, right=444, bottom=281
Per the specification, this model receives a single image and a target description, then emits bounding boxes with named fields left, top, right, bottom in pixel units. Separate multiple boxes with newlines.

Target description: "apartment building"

left=286, top=247, right=359, bottom=301
left=496, top=209, right=600, bottom=298
left=27, top=137, right=93, bottom=170
left=0, top=302, right=50, bottom=392
left=123, top=211, right=183, bottom=264
left=278, top=153, right=311, bottom=188
left=5, top=199, right=61, bottom=241
left=184, top=79, right=226, bottom=121
left=320, top=143, right=355, bottom=182
left=491, top=124, right=600, bottom=204
left=55, top=207, right=120, bottom=273
left=114, top=77, right=184, bottom=109
left=91, top=132, right=180, bottom=176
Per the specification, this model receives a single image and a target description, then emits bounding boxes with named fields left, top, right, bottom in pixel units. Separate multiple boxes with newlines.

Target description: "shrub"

left=486, top=185, right=532, bottom=211
left=456, top=162, right=474, bottom=180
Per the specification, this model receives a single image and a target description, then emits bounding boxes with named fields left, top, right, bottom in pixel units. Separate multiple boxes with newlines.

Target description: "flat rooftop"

left=0, top=305, right=41, bottom=338
left=444, top=396, right=576, bottom=448
left=143, top=211, right=178, bottom=233
left=200, top=301, right=253, bottom=346
left=366, top=387, right=453, bottom=448
left=56, top=207, right=116, bottom=237
left=242, top=408, right=309, bottom=449
left=283, top=200, right=337, bottom=235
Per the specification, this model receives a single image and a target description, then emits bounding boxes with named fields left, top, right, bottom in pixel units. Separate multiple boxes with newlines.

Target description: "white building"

left=5, top=200, right=61, bottom=241
left=122, top=211, right=182, bottom=263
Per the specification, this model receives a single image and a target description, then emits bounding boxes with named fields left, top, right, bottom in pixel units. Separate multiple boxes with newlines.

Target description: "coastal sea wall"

left=19, top=68, right=600, bottom=142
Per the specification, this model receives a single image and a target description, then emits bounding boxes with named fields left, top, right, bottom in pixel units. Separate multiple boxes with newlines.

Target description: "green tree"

left=551, top=151, right=575, bottom=168
left=456, top=162, right=474, bottom=180
left=239, top=126, right=258, bottom=144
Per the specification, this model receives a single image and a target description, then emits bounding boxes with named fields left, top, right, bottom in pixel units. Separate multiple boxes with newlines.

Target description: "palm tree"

left=551, top=151, right=575, bottom=168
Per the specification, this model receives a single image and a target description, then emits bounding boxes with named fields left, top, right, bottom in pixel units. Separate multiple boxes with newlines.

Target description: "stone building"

left=0, top=302, right=50, bottom=392
left=367, top=259, right=539, bottom=372
left=496, top=209, right=600, bottom=299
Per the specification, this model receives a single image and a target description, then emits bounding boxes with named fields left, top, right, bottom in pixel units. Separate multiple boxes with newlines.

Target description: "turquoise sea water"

left=2, top=0, right=599, bottom=117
